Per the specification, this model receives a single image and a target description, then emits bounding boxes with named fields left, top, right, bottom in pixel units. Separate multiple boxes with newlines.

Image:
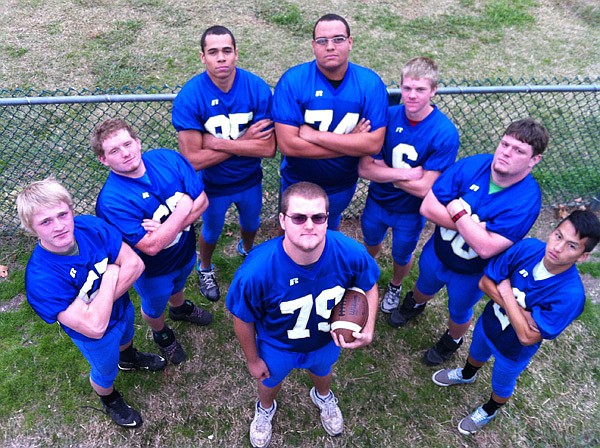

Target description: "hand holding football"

left=330, top=287, right=369, bottom=343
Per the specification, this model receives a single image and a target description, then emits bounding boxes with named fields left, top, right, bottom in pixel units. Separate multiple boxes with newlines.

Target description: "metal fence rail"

left=1, top=78, right=598, bottom=234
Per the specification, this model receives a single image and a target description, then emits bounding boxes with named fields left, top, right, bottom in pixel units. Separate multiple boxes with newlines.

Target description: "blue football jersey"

left=226, top=230, right=380, bottom=353
left=272, top=60, right=388, bottom=194
left=481, top=238, right=585, bottom=362
left=96, top=149, right=204, bottom=277
left=367, top=104, right=459, bottom=213
left=431, top=154, right=541, bottom=274
left=172, top=68, right=273, bottom=196
left=25, top=216, right=130, bottom=342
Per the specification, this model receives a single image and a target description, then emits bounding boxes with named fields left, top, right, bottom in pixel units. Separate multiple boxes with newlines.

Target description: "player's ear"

left=577, top=251, right=590, bottom=264
left=279, top=212, right=286, bottom=231
left=98, top=155, right=109, bottom=167
left=529, top=153, right=542, bottom=168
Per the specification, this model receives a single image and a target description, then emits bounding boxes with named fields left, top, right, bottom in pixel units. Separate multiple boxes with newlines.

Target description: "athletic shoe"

left=309, top=387, right=344, bottom=436
left=158, top=339, right=186, bottom=365
left=423, top=330, right=463, bottom=366
left=118, top=348, right=167, bottom=372
left=432, top=368, right=477, bottom=387
left=237, top=239, right=252, bottom=257
left=380, top=283, right=402, bottom=313
left=198, top=265, right=220, bottom=302
left=250, top=400, right=277, bottom=448
left=387, top=291, right=426, bottom=327
left=169, top=300, right=213, bottom=326
left=100, top=391, right=143, bottom=428
left=458, top=406, right=497, bottom=435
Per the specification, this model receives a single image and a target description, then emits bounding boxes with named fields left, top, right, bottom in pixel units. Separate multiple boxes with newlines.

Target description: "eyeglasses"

left=314, top=36, right=348, bottom=46
left=284, top=213, right=329, bottom=225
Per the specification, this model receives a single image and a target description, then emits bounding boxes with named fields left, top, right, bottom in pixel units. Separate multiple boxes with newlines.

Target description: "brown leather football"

left=330, top=287, right=368, bottom=343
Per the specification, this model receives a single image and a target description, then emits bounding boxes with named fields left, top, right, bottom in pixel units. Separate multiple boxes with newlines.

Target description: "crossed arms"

left=178, top=119, right=276, bottom=171
left=275, top=118, right=385, bottom=159
left=479, top=275, right=541, bottom=345
left=57, top=243, right=144, bottom=339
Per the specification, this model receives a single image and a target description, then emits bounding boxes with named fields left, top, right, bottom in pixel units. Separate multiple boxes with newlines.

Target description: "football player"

left=18, top=178, right=166, bottom=428
left=432, top=210, right=600, bottom=434
left=272, top=14, right=388, bottom=230
left=93, top=118, right=210, bottom=365
left=226, top=182, right=379, bottom=447
left=359, top=57, right=460, bottom=314
left=389, top=118, right=549, bottom=366
left=173, top=25, right=275, bottom=302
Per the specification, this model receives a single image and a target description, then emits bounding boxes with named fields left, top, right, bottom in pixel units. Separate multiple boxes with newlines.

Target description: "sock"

left=258, top=401, right=275, bottom=413
left=316, top=390, right=332, bottom=401
left=452, top=336, right=462, bottom=344
left=413, top=303, right=425, bottom=309
left=482, top=394, right=505, bottom=416
left=389, top=282, right=401, bottom=289
left=119, top=344, right=136, bottom=363
left=461, top=361, right=481, bottom=380
left=171, top=300, right=193, bottom=315
left=153, top=326, right=176, bottom=348
left=98, top=389, right=120, bottom=405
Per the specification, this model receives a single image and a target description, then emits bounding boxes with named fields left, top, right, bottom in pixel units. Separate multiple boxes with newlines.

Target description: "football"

left=330, top=287, right=369, bottom=343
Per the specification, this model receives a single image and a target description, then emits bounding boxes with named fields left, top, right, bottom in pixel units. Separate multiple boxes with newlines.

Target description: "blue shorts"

left=281, top=179, right=355, bottom=230
left=201, top=183, right=262, bottom=244
left=469, top=318, right=531, bottom=399
left=361, top=198, right=426, bottom=265
left=72, top=301, right=135, bottom=389
left=416, top=238, right=484, bottom=324
left=258, top=339, right=341, bottom=388
left=134, top=254, right=196, bottom=318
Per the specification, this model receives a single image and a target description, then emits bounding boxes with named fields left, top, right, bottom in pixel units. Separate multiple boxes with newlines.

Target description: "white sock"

left=258, top=402, right=275, bottom=413
left=316, top=390, right=332, bottom=401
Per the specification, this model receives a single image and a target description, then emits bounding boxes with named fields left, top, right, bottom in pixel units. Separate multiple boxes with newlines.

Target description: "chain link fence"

left=1, top=78, right=598, bottom=235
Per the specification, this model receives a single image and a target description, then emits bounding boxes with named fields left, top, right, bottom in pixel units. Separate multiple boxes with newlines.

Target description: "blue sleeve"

left=361, top=72, right=388, bottom=131
left=172, top=150, right=205, bottom=198
left=531, top=285, right=585, bottom=340
left=172, top=76, right=205, bottom=132
left=272, top=69, right=304, bottom=127
left=431, top=157, right=467, bottom=205
left=484, top=243, right=521, bottom=283
left=421, top=129, right=460, bottom=173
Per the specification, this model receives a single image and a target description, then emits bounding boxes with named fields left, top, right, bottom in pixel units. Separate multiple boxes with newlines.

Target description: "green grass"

left=0, top=0, right=599, bottom=445
left=1, top=219, right=598, bottom=446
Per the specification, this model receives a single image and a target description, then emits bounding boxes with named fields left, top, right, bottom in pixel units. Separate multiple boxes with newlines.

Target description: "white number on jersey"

left=392, top=143, right=418, bottom=169
left=151, top=191, right=191, bottom=249
left=77, top=258, right=109, bottom=304
left=493, top=287, right=527, bottom=331
left=204, top=112, right=254, bottom=139
left=439, top=199, right=480, bottom=260
left=304, top=110, right=360, bottom=134
left=279, top=286, right=345, bottom=339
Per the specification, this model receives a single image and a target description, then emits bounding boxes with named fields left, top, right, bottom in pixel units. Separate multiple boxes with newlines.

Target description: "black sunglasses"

left=283, top=213, right=328, bottom=225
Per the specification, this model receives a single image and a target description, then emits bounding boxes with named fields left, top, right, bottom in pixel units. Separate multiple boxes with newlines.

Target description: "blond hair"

left=16, top=177, right=73, bottom=233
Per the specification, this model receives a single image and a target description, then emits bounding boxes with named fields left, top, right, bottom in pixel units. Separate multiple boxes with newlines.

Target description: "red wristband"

left=452, top=209, right=468, bottom=223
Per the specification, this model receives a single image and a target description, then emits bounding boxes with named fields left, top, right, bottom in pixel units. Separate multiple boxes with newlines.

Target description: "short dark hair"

left=313, top=14, right=350, bottom=39
left=281, top=182, right=329, bottom=215
left=90, top=118, right=138, bottom=157
left=504, top=118, right=549, bottom=156
left=559, top=210, right=600, bottom=253
left=201, top=25, right=236, bottom=52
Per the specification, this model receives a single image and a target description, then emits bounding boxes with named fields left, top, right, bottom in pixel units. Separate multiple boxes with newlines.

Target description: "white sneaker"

left=309, top=387, right=344, bottom=436
left=250, top=400, right=276, bottom=448
left=380, top=283, right=402, bottom=313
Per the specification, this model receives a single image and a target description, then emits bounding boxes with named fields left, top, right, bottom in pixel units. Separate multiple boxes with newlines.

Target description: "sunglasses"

left=284, top=213, right=328, bottom=225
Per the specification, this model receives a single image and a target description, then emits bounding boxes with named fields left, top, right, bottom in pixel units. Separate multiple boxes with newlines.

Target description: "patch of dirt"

left=0, top=293, right=25, bottom=312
